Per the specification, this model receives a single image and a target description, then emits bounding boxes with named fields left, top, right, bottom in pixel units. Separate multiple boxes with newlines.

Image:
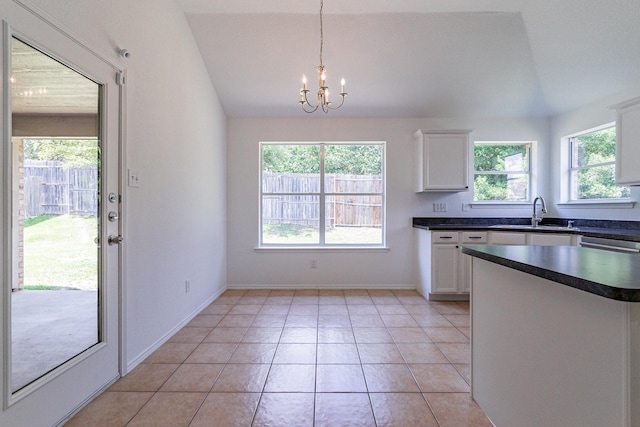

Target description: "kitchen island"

left=461, top=245, right=640, bottom=427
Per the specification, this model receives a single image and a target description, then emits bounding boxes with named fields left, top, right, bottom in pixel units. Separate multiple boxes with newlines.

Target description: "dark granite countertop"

left=413, top=217, right=640, bottom=242
left=461, top=245, right=640, bottom=302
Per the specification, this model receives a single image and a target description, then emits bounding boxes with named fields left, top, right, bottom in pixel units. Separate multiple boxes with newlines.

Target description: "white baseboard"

left=226, top=284, right=417, bottom=290
left=125, top=286, right=227, bottom=373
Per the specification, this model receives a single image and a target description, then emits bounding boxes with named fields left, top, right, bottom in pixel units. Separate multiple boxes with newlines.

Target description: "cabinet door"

left=416, top=130, right=470, bottom=191
left=615, top=98, right=640, bottom=185
left=432, top=244, right=459, bottom=293
left=528, top=233, right=573, bottom=246
left=489, top=232, right=527, bottom=245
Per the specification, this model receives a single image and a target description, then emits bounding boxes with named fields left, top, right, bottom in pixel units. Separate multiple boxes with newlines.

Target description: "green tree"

left=571, top=128, right=629, bottom=199
left=474, top=144, right=529, bottom=201
left=23, top=139, right=99, bottom=168
left=325, top=145, right=382, bottom=175
left=262, top=145, right=320, bottom=174
left=262, top=144, right=382, bottom=175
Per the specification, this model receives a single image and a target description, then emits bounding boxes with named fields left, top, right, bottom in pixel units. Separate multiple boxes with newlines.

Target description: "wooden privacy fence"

left=262, top=172, right=383, bottom=228
left=23, top=160, right=98, bottom=218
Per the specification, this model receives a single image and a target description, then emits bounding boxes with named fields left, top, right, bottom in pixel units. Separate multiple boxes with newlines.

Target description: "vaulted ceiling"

left=180, top=0, right=640, bottom=119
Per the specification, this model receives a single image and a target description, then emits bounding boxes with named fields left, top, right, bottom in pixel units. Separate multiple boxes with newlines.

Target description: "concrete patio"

left=11, top=289, right=98, bottom=391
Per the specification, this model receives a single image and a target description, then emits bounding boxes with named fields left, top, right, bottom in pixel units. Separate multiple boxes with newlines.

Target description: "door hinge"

left=116, top=70, right=126, bottom=86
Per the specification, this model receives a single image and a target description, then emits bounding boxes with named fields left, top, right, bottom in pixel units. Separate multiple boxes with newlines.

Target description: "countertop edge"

left=461, top=245, right=640, bottom=302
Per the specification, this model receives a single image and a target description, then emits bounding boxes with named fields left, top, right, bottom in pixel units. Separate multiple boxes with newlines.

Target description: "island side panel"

left=632, top=303, right=640, bottom=426
left=471, top=258, right=629, bottom=427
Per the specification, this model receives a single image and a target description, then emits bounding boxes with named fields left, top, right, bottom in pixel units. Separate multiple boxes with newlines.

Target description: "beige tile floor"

left=66, top=289, right=493, bottom=426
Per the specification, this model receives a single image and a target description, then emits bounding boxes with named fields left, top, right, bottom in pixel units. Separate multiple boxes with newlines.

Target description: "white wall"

left=22, top=0, right=228, bottom=368
left=549, top=82, right=640, bottom=220
left=227, top=117, right=548, bottom=288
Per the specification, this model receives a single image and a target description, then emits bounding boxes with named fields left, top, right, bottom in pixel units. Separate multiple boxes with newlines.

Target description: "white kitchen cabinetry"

left=430, top=231, right=487, bottom=299
left=528, top=233, right=575, bottom=246
left=415, top=129, right=471, bottom=192
left=490, top=231, right=576, bottom=246
left=418, top=228, right=578, bottom=301
left=489, top=232, right=527, bottom=245
left=613, top=97, right=640, bottom=185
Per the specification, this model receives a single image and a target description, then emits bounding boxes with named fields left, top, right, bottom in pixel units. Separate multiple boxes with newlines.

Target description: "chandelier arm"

left=325, top=93, right=347, bottom=110
left=300, top=90, right=320, bottom=113
left=302, top=102, right=320, bottom=113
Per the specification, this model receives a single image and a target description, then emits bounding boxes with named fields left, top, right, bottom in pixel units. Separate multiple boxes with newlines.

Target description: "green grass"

left=23, top=284, right=79, bottom=290
left=263, top=223, right=382, bottom=245
left=23, top=215, right=98, bottom=290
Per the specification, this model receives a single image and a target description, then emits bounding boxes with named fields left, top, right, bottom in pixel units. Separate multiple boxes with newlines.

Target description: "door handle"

left=108, top=235, right=123, bottom=246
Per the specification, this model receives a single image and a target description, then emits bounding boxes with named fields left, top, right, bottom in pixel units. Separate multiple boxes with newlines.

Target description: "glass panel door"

left=10, top=38, right=101, bottom=392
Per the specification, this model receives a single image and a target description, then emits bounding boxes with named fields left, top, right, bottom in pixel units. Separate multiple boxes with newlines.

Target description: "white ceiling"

left=179, top=0, right=640, bottom=119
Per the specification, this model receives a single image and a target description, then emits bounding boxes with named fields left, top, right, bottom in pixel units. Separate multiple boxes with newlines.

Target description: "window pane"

left=262, top=195, right=319, bottom=244
left=570, top=127, right=615, bottom=168
left=324, top=145, right=383, bottom=194
left=262, top=145, right=320, bottom=193
left=474, top=174, right=529, bottom=201
left=573, top=165, right=630, bottom=200
left=325, top=195, right=383, bottom=244
left=474, top=144, right=529, bottom=172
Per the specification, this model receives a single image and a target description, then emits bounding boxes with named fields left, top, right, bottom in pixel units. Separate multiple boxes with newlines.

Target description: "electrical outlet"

left=433, top=202, right=447, bottom=212
left=311, top=260, right=317, bottom=269
left=185, top=280, right=190, bottom=293
left=462, top=203, right=469, bottom=212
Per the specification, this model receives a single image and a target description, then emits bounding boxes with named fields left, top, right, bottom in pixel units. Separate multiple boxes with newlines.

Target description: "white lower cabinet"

left=490, top=231, right=576, bottom=246
left=430, top=231, right=487, bottom=299
left=424, top=229, right=578, bottom=301
left=489, top=232, right=527, bottom=245
left=528, top=233, right=576, bottom=246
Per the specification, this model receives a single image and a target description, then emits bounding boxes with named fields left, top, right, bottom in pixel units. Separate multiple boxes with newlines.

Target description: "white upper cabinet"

left=613, top=97, right=640, bottom=185
left=415, top=129, right=471, bottom=192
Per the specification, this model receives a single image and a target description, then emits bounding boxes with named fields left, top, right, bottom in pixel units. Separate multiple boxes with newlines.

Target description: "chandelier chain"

left=319, top=0, right=324, bottom=67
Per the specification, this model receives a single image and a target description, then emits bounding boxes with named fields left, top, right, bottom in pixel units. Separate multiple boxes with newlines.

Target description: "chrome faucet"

left=532, top=196, right=547, bottom=227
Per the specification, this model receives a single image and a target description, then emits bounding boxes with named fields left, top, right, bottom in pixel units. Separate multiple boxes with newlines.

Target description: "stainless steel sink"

left=489, top=224, right=579, bottom=231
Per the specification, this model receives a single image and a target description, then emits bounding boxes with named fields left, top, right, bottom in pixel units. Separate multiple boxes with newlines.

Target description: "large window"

left=474, top=142, right=532, bottom=201
left=260, top=142, right=385, bottom=246
left=568, top=126, right=629, bottom=200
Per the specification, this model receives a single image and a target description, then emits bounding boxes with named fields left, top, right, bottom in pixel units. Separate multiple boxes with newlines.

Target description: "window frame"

left=259, top=141, right=386, bottom=248
left=472, top=141, right=534, bottom=203
left=566, top=124, right=629, bottom=202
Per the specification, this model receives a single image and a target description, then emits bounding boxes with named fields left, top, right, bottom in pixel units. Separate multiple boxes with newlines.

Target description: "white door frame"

left=0, top=1, right=127, bottom=425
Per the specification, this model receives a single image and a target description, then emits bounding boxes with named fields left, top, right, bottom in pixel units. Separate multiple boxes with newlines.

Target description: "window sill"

left=556, top=200, right=636, bottom=209
left=255, top=246, right=390, bottom=253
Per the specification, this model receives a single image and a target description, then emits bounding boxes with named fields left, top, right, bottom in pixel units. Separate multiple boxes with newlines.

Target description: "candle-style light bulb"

left=341, top=78, right=345, bottom=94
left=302, top=74, right=307, bottom=91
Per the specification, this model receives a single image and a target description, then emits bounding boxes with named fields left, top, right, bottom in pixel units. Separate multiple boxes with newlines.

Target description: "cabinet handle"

left=439, top=236, right=453, bottom=239
left=468, top=236, right=482, bottom=239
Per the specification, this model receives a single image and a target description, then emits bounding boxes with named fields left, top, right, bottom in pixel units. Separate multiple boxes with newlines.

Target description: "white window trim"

left=259, top=141, right=386, bottom=248
left=563, top=123, right=630, bottom=203
left=472, top=141, right=536, bottom=203
left=556, top=200, right=636, bottom=209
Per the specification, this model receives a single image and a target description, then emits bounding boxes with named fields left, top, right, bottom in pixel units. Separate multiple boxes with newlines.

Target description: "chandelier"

left=299, top=0, right=347, bottom=113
